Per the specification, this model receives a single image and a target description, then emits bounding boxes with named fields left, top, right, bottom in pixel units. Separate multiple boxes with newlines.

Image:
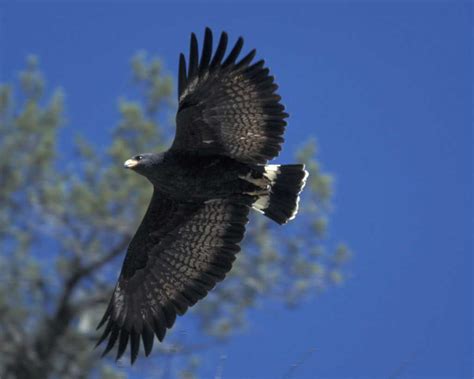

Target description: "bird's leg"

left=238, top=172, right=270, bottom=196
left=243, top=189, right=269, bottom=196
left=238, top=173, right=270, bottom=188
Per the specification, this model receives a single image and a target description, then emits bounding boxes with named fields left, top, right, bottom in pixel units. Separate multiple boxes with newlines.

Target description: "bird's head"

left=123, top=152, right=164, bottom=177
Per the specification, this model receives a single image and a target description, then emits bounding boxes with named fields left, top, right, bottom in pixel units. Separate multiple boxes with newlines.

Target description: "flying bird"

left=96, top=28, right=308, bottom=364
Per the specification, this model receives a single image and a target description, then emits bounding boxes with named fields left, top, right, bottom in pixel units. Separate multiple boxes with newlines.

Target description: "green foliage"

left=0, top=54, right=350, bottom=378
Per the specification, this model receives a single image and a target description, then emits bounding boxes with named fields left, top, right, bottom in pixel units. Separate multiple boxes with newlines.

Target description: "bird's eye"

left=134, top=155, right=143, bottom=161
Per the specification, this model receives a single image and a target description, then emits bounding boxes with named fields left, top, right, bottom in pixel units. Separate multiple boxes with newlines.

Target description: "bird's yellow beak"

left=124, top=159, right=138, bottom=168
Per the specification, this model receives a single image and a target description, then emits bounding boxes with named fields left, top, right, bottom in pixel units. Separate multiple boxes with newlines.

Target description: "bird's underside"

left=96, top=28, right=308, bottom=364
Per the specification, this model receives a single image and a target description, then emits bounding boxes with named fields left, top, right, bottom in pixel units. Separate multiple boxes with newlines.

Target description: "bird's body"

left=96, top=28, right=309, bottom=364
left=137, top=152, right=256, bottom=201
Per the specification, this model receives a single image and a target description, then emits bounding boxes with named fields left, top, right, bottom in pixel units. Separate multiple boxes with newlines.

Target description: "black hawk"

left=96, top=28, right=308, bottom=363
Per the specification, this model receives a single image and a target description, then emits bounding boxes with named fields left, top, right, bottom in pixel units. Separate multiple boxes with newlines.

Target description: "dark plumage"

left=96, top=28, right=309, bottom=364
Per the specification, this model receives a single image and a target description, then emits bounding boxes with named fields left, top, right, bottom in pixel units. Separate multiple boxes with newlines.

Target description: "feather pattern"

left=96, top=190, right=251, bottom=363
left=173, top=28, right=288, bottom=164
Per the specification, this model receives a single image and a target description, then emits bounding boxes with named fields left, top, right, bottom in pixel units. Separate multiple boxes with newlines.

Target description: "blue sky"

left=1, top=1, right=471, bottom=378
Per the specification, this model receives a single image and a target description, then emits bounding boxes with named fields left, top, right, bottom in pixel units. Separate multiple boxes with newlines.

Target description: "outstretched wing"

left=172, top=28, right=288, bottom=164
left=96, top=190, right=251, bottom=364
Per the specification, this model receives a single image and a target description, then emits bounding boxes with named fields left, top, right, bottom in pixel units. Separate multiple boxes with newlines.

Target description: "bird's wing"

left=96, top=189, right=251, bottom=364
left=171, top=28, right=288, bottom=164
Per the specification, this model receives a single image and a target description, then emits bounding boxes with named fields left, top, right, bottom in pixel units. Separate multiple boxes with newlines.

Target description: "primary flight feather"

left=96, top=28, right=308, bottom=364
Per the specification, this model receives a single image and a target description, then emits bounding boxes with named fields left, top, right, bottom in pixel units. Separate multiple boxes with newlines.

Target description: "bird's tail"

left=251, top=164, right=309, bottom=224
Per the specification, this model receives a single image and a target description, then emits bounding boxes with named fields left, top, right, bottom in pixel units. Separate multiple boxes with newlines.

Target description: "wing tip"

left=188, top=32, right=199, bottom=78
left=222, top=35, right=244, bottom=67
left=178, top=53, right=187, bottom=98
left=199, top=27, right=214, bottom=74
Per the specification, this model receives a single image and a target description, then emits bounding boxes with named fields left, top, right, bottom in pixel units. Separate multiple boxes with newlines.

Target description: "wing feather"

left=222, top=36, right=243, bottom=67
left=199, top=27, right=213, bottom=74
left=96, top=190, right=251, bottom=363
left=178, top=53, right=187, bottom=98
left=152, top=307, right=166, bottom=341
left=130, top=329, right=140, bottom=364
left=188, top=33, right=199, bottom=81
left=100, top=324, right=120, bottom=358
left=210, top=32, right=228, bottom=69
left=141, top=321, right=154, bottom=356
left=116, top=329, right=129, bottom=361
left=173, top=28, right=288, bottom=164
left=235, top=48, right=256, bottom=70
